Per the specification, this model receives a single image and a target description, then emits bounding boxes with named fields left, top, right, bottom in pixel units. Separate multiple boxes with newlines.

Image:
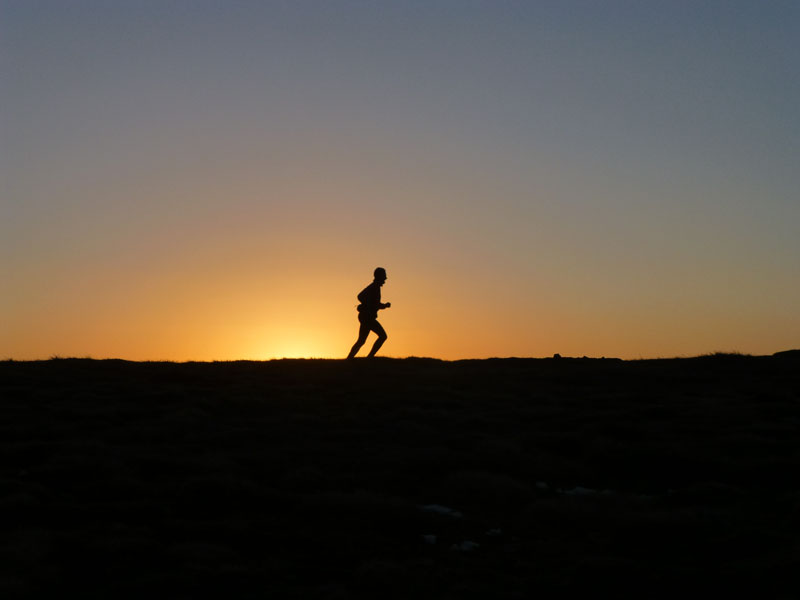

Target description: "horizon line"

left=4, top=350, right=799, bottom=364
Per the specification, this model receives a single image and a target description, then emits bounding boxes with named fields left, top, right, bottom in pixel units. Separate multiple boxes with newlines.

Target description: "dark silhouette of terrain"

left=1, top=353, right=799, bottom=598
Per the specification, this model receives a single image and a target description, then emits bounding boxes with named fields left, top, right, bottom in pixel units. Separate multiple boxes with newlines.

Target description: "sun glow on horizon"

left=3, top=3, right=799, bottom=362
left=253, top=343, right=335, bottom=361
left=238, top=327, right=344, bottom=361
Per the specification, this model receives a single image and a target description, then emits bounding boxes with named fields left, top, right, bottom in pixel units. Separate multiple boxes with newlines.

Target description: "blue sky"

left=2, top=1, right=798, bottom=359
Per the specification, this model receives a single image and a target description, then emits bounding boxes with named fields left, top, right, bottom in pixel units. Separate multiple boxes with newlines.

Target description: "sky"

left=2, top=0, right=799, bottom=360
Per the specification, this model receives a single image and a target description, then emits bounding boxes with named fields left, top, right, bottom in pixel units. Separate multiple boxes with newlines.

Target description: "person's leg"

left=347, top=319, right=372, bottom=359
left=366, top=321, right=387, bottom=357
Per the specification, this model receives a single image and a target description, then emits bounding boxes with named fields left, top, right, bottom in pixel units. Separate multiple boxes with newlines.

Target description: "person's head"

left=374, top=267, right=387, bottom=285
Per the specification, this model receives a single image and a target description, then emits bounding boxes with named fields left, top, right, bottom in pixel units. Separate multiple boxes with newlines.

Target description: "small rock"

left=486, top=528, right=502, bottom=537
left=561, top=486, right=612, bottom=496
left=422, top=534, right=437, bottom=545
left=419, top=504, right=463, bottom=518
left=451, top=540, right=480, bottom=552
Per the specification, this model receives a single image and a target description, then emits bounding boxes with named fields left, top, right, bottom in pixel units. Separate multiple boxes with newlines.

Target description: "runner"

left=346, top=267, right=391, bottom=359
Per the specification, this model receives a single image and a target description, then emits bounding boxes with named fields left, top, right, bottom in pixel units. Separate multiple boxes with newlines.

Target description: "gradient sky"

left=2, top=1, right=799, bottom=360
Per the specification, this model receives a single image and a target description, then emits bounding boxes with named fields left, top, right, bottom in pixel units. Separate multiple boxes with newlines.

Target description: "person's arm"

left=375, top=285, right=390, bottom=310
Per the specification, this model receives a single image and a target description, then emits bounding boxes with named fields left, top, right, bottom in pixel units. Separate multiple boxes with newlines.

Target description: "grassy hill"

left=1, top=355, right=799, bottom=598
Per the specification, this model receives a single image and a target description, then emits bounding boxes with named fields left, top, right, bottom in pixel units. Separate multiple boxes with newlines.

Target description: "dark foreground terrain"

left=2, top=354, right=799, bottom=598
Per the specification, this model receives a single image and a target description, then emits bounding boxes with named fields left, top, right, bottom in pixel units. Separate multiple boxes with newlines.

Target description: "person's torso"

left=357, top=282, right=380, bottom=317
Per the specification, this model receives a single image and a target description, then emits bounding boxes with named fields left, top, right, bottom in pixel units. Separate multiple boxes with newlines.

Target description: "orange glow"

left=4, top=5, right=799, bottom=361
left=5, top=244, right=797, bottom=361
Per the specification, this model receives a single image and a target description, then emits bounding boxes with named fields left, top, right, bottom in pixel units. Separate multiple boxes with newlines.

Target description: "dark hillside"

left=1, top=355, right=799, bottom=598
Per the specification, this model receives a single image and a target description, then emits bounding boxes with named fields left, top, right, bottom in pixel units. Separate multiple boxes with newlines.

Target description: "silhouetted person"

left=347, top=267, right=391, bottom=359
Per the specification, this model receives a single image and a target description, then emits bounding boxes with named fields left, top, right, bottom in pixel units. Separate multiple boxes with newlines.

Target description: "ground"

left=1, top=355, right=799, bottom=598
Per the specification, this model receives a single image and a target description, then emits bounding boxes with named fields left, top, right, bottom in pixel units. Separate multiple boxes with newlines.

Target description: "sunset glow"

left=2, top=2, right=799, bottom=360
